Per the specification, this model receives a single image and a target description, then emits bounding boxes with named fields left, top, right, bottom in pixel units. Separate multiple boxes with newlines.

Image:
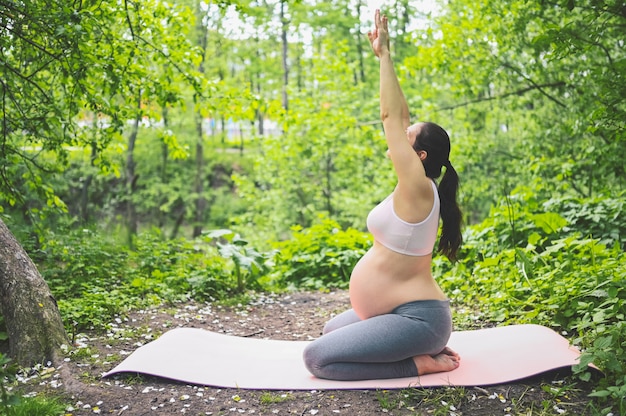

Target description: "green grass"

left=374, top=383, right=594, bottom=415
left=4, top=395, right=67, bottom=416
left=259, top=392, right=295, bottom=405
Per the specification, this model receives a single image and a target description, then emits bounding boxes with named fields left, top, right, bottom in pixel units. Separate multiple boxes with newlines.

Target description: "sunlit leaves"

left=1, top=0, right=206, bottom=218
left=402, top=0, right=625, bottom=214
left=232, top=37, right=389, bottom=236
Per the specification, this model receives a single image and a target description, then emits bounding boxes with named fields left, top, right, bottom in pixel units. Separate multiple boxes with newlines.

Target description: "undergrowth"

left=0, top=353, right=67, bottom=415
left=34, top=227, right=272, bottom=335
left=436, top=187, right=625, bottom=413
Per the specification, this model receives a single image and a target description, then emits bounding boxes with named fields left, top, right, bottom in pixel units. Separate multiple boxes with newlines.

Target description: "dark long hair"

left=412, top=122, right=463, bottom=262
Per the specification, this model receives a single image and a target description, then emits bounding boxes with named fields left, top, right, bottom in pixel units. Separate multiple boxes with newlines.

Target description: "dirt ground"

left=18, top=290, right=598, bottom=415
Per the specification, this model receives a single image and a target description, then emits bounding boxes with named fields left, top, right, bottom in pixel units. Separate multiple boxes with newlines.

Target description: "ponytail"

left=411, top=121, right=463, bottom=262
left=437, top=162, right=463, bottom=262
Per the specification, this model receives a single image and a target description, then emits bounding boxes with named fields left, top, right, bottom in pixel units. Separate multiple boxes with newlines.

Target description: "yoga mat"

left=103, top=324, right=586, bottom=390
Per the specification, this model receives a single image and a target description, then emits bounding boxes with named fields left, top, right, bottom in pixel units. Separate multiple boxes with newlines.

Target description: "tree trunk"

left=280, top=0, right=289, bottom=111
left=324, top=152, right=334, bottom=216
left=161, top=106, right=170, bottom=183
left=295, top=34, right=303, bottom=92
left=355, top=0, right=366, bottom=84
left=170, top=201, right=186, bottom=240
left=158, top=106, right=170, bottom=229
left=192, top=0, right=209, bottom=238
left=220, top=116, right=226, bottom=144
left=0, top=219, right=69, bottom=366
left=79, top=138, right=98, bottom=224
left=257, top=110, right=264, bottom=136
left=126, top=91, right=142, bottom=247
left=253, top=41, right=265, bottom=136
left=238, top=127, right=245, bottom=155
left=192, top=120, right=206, bottom=238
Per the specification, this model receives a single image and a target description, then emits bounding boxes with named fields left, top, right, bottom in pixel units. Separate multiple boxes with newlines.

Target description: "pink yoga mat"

left=103, top=324, right=586, bottom=389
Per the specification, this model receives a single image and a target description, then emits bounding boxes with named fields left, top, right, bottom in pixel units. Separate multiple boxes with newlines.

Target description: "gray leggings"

left=302, top=299, right=452, bottom=381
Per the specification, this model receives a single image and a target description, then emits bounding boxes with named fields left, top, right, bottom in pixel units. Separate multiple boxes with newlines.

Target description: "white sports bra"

left=366, top=181, right=440, bottom=256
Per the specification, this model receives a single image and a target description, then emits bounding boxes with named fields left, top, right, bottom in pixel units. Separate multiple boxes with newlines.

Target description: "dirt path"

left=21, top=290, right=594, bottom=415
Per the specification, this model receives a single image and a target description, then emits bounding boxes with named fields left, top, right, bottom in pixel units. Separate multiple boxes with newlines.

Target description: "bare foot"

left=440, top=346, right=461, bottom=362
left=413, top=348, right=460, bottom=376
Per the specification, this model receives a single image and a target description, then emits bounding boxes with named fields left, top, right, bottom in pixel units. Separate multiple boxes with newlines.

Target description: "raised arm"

left=367, top=11, right=410, bottom=132
left=368, top=11, right=431, bottom=208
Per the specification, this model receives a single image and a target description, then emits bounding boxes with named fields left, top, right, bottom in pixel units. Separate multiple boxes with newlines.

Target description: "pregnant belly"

left=349, top=252, right=403, bottom=319
left=349, top=245, right=445, bottom=319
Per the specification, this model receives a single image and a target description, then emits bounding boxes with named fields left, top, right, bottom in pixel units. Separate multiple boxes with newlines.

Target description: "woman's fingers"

left=370, top=9, right=391, bottom=56
left=374, top=9, right=389, bottom=33
left=367, top=29, right=375, bottom=42
left=378, top=11, right=387, bottom=31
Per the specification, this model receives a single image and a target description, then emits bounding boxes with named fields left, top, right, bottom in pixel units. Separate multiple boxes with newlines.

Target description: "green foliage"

left=34, top=227, right=272, bottom=333
left=272, top=217, right=371, bottom=289
left=406, top=0, right=626, bottom=222
left=259, top=392, right=294, bottom=405
left=130, top=231, right=224, bottom=302
left=0, top=355, right=62, bottom=415
left=58, top=289, right=135, bottom=338
left=204, top=229, right=273, bottom=293
left=232, top=39, right=390, bottom=241
left=36, top=228, right=144, bottom=334
left=36, top=229, right=129, bottom=299
left=0, top=353, right=20, bottom=412
left=453, top=184, right=626, bottom=259
left=0, top=0, right=202, bottom=213
left=5, top=396, right=66, bottom=416
left=544, top=193, right=626, bottom=250
left=438, top=186, right=626, bottom=409
left=123, top=126, right=252, bottom=235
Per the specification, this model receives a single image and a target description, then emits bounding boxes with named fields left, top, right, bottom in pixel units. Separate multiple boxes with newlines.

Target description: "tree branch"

left=135, top=34, right=203, bottom=94
left=124, top=0, right=135, bottom=39
left=1, top=79, right=6, bottom=151
left=433, top=81, right=567, bottom=113
left=1, top=1, right=60, bottom=40
left=0, top=22, right=63, bottom=61
left=0, top=58, right=53, bottom=103
left=500, top=62, right=567, bottom=108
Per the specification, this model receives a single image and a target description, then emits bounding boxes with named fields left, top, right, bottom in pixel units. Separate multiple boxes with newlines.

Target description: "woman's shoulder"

left=392, top=179, right=436, bottom=223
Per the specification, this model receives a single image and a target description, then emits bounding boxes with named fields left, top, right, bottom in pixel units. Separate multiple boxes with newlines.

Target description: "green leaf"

left=530, top=213, right=567, bottom=234
left=588, top=390, right=612, bottom=398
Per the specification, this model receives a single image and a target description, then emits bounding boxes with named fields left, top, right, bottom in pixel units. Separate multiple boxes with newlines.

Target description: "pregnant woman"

left=302, top=10, right=463, bottom=381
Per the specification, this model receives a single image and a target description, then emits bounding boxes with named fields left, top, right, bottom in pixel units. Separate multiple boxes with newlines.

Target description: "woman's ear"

left=417, top=150, right=428, bottom=161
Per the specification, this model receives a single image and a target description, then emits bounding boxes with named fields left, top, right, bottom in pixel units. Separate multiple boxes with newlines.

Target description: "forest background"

left=0, top=0, right=624, bottom=414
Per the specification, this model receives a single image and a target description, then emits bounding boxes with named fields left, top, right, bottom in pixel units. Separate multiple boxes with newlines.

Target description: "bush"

left=272, top=217, right=371, bottom=289
left=438, top=186, right=626, bottom=411
left=543, top=192, right=626, bottom=250
left=202, top=229, right=274, bottom=293
left=37, top=228, right=128, bottom=299
left=58, top=289, right=135, bottom=334
left=34, top=228, right=270, bottom=332
left=128, top=231, right=235, bottom=302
